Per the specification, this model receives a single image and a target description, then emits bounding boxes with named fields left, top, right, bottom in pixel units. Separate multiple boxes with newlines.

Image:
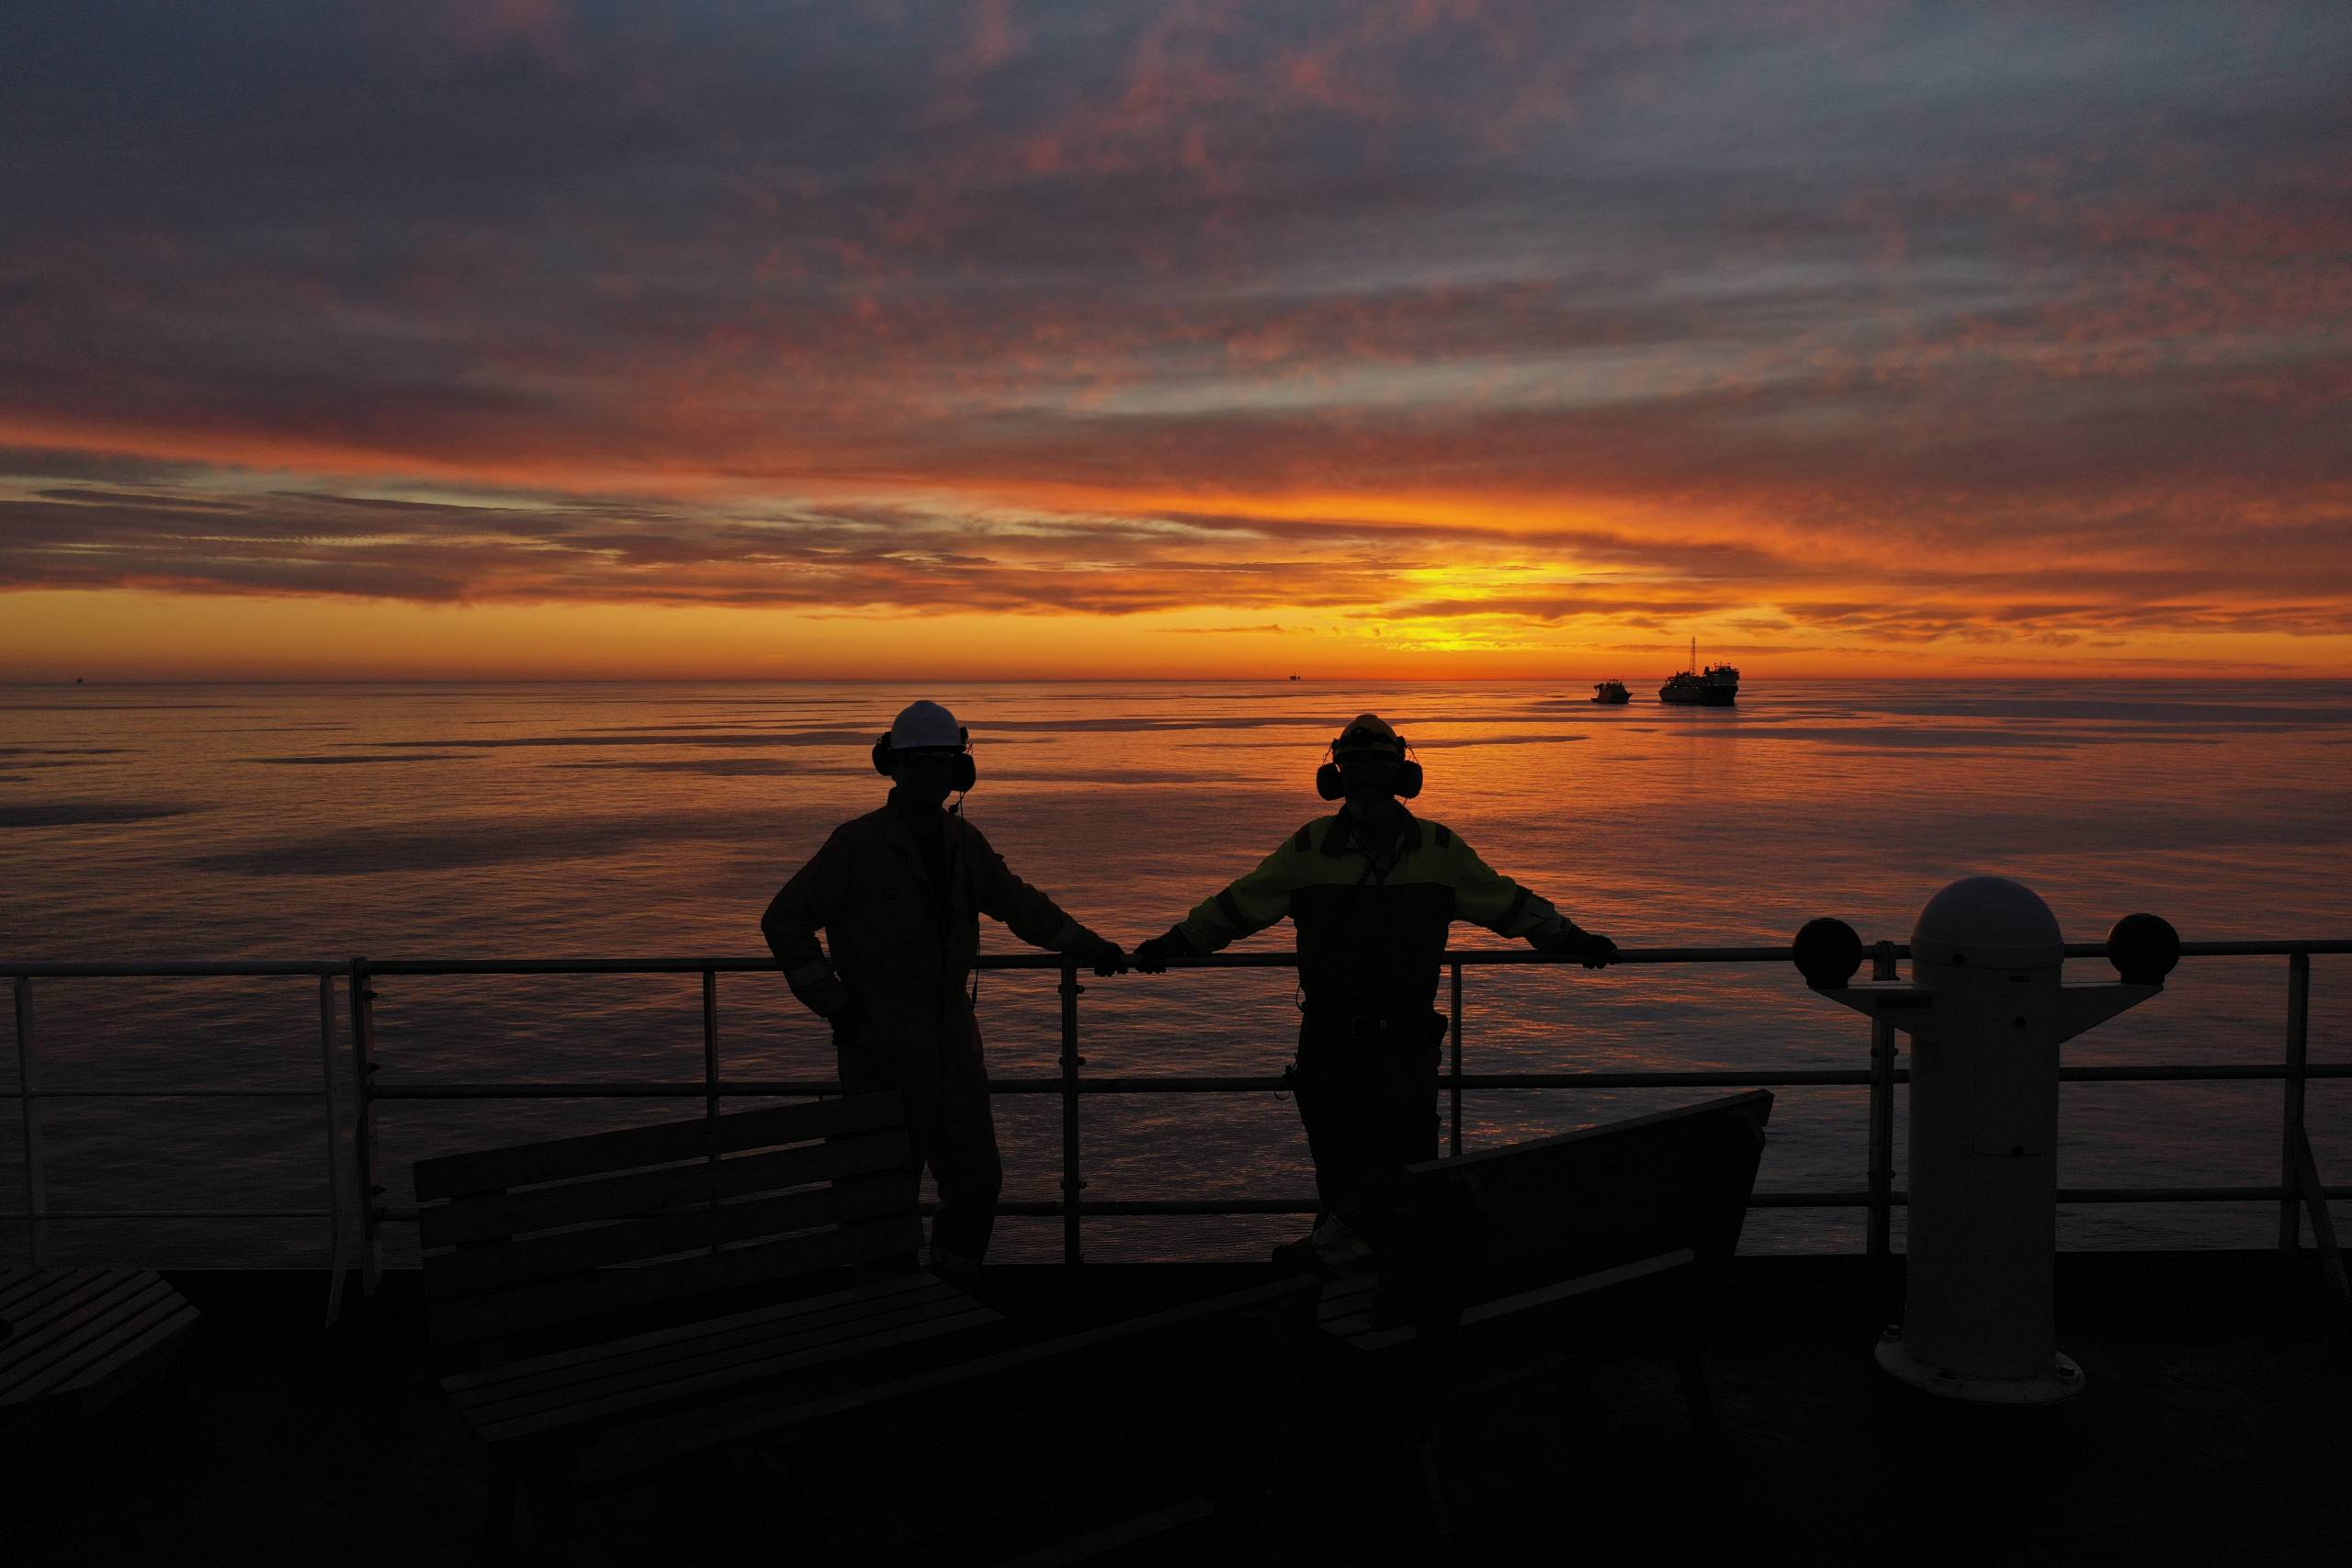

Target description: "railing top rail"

left=1, top=938, right=2346, bottom=979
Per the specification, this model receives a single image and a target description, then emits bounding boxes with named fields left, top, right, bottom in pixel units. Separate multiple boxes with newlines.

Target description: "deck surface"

left=0, top=1253, right=2342, bottom=1564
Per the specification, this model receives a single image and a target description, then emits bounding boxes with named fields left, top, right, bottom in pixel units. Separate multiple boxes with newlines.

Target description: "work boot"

left=1272, top=1213, right=1375, bottom=1279
left=929, top=1245, right=983, bottom=1291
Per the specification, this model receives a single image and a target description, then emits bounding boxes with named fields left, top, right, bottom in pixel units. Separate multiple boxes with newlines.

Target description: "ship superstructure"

left=1660, top=637, right=1738, bottom=705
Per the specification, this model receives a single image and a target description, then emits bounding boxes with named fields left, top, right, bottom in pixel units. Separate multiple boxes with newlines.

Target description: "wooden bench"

left=413, top=1092, right=1005, bottom=1541
left=1314, top=1090, right=1774, bottom=1524
left=0, top=1268, right=200, bottom=1444
left=592, top=1274, right=1323, bottom=1564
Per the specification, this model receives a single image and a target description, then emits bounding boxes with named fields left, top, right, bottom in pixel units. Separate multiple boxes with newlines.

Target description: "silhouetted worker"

left=1132, top=713, right=1615, bottom=1276
left=763, top=700, right=1125, bottom=1280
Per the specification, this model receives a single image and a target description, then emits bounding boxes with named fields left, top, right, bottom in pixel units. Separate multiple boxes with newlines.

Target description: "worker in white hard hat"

left=1132, top=713, right=1615, bottom=1276
left=762, top=700, right=1125, bottom=1279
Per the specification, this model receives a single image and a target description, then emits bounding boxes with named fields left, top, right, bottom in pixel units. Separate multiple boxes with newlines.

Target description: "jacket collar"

left=870, top=797, right=959, bottom=850
left=1319, top=807, right=1419, bottom=858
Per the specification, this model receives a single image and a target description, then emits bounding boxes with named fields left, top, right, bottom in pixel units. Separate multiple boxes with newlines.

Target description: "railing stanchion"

left=702, top=970, right=721, bottom=1123
left=318, top=973, right=348, bottom=1325
left=1059, top=961, right=1084, bottom=1265
left=1866, top=941, right=1897, bottom=1263
left=1450, top=960, right=1464, bottom=1158
left=704, top=969, right=722, bottom=1254
left=15, top=977, right=44, bottom=1265
left=2280, top=950, right=2312, bottom=1254
left=349, top=956, right=382, bottom=1296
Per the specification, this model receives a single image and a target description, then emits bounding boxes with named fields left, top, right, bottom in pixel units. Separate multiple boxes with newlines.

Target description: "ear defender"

left=871, top=735, right=895, bottom=776
left=1317, top=739, right=1421, bottom=798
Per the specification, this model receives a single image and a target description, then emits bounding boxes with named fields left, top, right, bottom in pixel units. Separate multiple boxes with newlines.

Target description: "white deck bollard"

left=1794, top=878, right=2178, bottom=1404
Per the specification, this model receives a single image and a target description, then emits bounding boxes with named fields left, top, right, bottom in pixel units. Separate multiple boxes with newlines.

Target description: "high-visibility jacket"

left=1171, top=810, right=1577, bottom=1019
left=763, top=805, right=1101, bottom=1066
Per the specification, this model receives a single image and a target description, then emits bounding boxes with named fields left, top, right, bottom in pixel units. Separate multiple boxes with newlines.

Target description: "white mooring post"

left=1793, top=877, right=2179, bottom=1405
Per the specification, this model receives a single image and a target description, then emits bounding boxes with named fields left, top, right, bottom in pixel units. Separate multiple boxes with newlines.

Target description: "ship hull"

left=1659, top=685, right=1736, bottom=705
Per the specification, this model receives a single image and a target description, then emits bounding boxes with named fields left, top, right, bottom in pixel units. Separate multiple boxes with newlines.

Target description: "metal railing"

left=5, top=942, right=2346, bottom=1308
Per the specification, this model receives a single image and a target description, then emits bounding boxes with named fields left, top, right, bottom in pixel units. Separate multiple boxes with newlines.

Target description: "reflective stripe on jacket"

left=762, top=807, right=1096, bottom=1063
left=1174, top=811, right=1573, bottom=1018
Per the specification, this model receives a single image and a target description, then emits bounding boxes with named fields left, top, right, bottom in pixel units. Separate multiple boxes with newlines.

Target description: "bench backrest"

left=414, top=1093, right=921, bottom=1347
left=1374, top=1089, right=1774, bottom=1332
left=755, top=1274, right=1322, bottom=1558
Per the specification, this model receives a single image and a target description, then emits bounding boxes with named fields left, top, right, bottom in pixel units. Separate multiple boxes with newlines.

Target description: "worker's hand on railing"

left=1534, top=925, right=1617, bottom=968
left=1066, top=933, right=1128, bottom=977
left=1130, top=931, right=1191, bottom=975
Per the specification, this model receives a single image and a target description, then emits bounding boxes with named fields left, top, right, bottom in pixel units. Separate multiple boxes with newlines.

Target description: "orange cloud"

left=1, top=3, right=2346, bottom=677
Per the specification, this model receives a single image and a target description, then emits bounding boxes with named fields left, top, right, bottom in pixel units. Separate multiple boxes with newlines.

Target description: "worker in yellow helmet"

left=1132, top=714, right=1614, bottom=1276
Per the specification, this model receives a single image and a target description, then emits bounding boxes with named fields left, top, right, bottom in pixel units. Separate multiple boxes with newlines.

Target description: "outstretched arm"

left=1133, top=839, right=1296, bottom=971
left=762, top=827, right=855, bottom=1019
left=1448, top=834, right=1615, bottom=966
left=968, top=829, right=1125, bottom=974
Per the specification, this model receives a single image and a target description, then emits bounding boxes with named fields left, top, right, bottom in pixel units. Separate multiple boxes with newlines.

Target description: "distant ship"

left=1591, top=681, right=1630, bottom=704
left=1660, top=638, right=1738, bottom=705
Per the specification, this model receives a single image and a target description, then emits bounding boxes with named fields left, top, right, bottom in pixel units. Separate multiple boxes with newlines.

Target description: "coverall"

left=1166, top=809, right=1589, bottom=1253
left=763, top=802, right=1105, bottom=1263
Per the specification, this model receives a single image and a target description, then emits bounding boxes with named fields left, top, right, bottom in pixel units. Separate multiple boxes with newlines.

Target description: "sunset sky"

left=4, top=2, right=2347, bottom=680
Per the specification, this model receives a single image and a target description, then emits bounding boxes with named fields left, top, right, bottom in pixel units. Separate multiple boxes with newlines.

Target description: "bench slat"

left=1371, top=1089, right=1770, bottom=1333
left=595, top=1276, right=1320, bottom=1478
left=425, top=1170, right=911, bottom=1300
left=0, top=1275, right=170, bottom=1401
left=439, top=1273, right=945, bottom=1394
left=413, top=1095, right=905, bottom=1201
left=458, top=1291, right=996, bottom=1428
left=2, top=1287, right=189, bottom=1406
left=477, top=1304, right=1006, bottom=1446
left=0, top=1268, right=110, bottom=1315
left=732, top=1277, right=1319, bottom=1435
left=425, top=1213, right=925, bottom=1344
left=419, top=1129, right=911, bottom=1249
left=0, top=1272, right=151, bottom=1377
left=51, top=1301, right=201, bottom=1397
left=449, top=1282, right=967, bottom=1410
left=1326, top=1248, right=1695, bottom=1353
left=1314, top=1276, right=1377, bottom=1326
left=1001, top=1499, right=1221, bottom=1568
left=1430, top=1089, right=1773, bottom=1178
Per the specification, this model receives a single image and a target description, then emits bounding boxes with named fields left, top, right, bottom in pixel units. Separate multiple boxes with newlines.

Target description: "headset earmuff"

left=872, top=735, right=895, bottom=776
left=1318, top=738, right=1420, bottom=799
left=1396, top=738, right=1423, bottom=799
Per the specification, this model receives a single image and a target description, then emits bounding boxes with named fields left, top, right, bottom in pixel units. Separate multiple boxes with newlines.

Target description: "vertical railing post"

left=1058, top=961, right=1084, bottom=1265
left=2279, top=950, right=2312, bottom=1253
left=15, top=977, right=44, bottom=1266
left=1866, top=941, right=1898, bottom=1262
left=318, top=973, right=349, bottom=1325
left=702, top=970, right=721, bottom=1124
left=704, top=969, right=722, bottom=1255
left=1449, top=960, right=1464, bottom=1158
left=348, top=956, right=382, bottom=1296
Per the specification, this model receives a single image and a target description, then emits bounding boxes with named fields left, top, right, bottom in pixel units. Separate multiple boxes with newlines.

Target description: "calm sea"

left=2, top=680, right=2346, bottom=1265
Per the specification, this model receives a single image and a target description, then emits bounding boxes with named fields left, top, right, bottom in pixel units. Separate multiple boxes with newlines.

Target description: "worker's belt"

left=1303, top=1009, right=1450, bottom=1046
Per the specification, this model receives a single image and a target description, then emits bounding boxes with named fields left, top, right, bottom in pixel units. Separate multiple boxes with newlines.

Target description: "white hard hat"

left=1332, top=712, right=1405, bottom=756
left=889, top=700, right=965, bottom=750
